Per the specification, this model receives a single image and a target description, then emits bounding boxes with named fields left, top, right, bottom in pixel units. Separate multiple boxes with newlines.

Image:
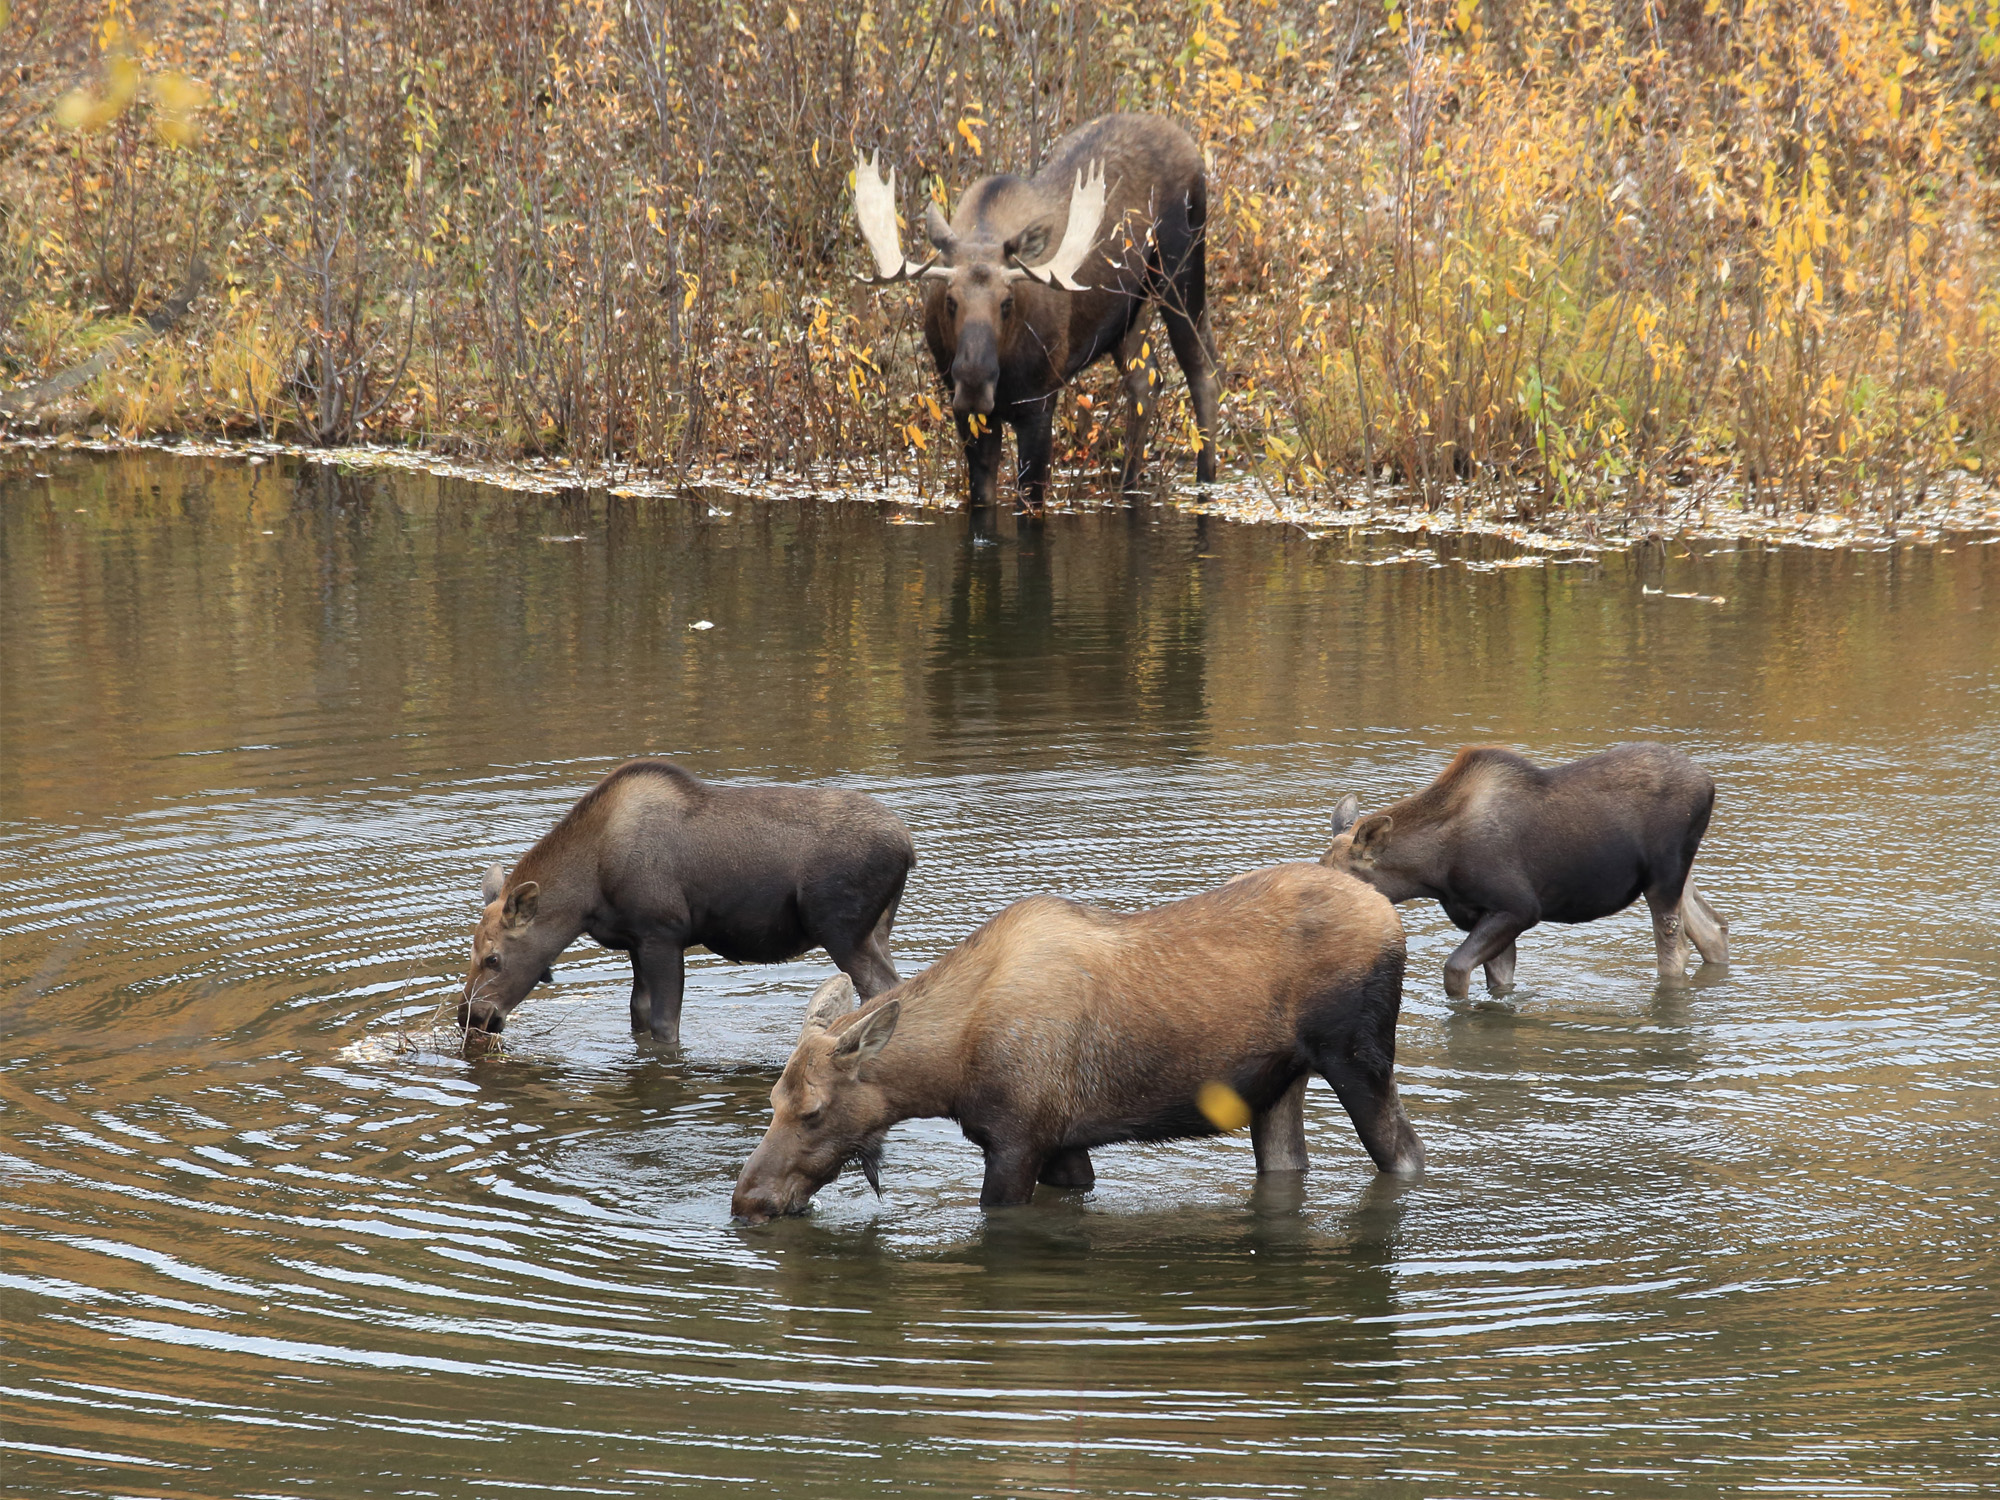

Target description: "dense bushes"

left=2, top=0, right=1995, bottom=512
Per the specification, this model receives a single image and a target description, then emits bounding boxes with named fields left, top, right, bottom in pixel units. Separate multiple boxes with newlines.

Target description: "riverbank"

left=4, top=0, right=1994, bottom=512
left=9, top=431, right=1996, bottom=553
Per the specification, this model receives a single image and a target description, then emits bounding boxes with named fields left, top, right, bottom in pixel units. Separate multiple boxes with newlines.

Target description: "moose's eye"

left=483, top=953, right=502, bottom=970
left=1001, top=297, right=1015, bottom=318
left=944, top=295, right=958, bottom=317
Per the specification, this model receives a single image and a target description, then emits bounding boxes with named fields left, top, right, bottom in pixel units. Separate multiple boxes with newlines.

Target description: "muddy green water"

left=2, top=450, right=1997, bottom=1498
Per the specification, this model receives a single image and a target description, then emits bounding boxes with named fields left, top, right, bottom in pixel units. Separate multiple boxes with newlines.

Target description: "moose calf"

left=460, top=760, right=914, bottom=1045
left=1320, top=743, right=1729, bottom=997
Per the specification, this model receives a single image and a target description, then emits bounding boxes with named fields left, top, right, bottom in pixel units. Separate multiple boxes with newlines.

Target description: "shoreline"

left=8, top=430, right=1997, bottom=554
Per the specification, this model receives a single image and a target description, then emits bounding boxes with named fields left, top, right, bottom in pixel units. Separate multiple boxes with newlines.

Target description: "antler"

left=853, top=150, right=939, bottom=284
left=1009, top=159, right=1109, bottom=292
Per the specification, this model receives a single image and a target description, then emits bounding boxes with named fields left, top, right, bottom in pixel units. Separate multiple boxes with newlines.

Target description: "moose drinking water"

left=1320, top=743, right=1730, bottom=997
left=459, top=761, right=915, bottom=1044
left=853, top=112, right=1221, bottom=509
left=730, top=864, right=1423, bottom=1223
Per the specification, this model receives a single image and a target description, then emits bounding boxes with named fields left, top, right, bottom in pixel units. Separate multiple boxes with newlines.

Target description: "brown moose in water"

left=1320, top=743, right=1730, bottom=998
left=853, top=112, right=1221, bottom=509
left=730, top=864, right=1423, bottom=1223
left=460, top=760, right=914, bottom=1044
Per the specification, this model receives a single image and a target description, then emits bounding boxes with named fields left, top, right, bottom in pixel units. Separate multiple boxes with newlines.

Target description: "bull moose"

left=1320, top=744, right=1730, bottom=997
left=853, top=112, right=1221, bottom=509
left=730, top=864, right=1423, bottom=1223
left=460, top=760, right=914, bottom=1045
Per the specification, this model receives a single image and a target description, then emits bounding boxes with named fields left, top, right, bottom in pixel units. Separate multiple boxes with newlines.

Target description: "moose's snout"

left=730, top=1177, right=803, bottom=1225
left=950, top=325, right=999, bottom=416
left=459, top=998, right=507, bottom=1034
left=731, top=1139, right=814, bottom=1224
left=950, top=377, right=996, bottom=416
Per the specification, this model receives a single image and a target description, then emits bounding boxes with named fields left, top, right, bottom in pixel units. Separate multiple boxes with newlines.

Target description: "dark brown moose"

left=853, top=112, right=1221, bottom=509
left=1320, top=743, right=1730, bottom=998
left=460, top=760, right=914, bottom=1044
left=730, top=864, right=1423, bottom=1223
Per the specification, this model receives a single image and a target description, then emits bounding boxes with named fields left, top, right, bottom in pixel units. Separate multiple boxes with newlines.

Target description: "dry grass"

left=2, top=0, right=1995, bottom=515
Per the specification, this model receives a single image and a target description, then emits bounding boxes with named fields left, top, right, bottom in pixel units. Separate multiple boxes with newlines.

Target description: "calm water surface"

left=3, top=451, right=1997, bottom=1498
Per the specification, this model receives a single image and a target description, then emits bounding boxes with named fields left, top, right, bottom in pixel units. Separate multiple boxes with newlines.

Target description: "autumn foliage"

left=1, top=0, right=1995, bottom=513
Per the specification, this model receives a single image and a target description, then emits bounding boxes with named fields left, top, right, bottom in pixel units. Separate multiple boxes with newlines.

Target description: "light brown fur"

left=731, top=864, right=1421, bottom=1221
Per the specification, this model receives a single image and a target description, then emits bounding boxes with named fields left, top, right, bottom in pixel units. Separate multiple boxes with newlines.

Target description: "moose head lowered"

left=854, top=112, right=1221, bottom=510
left=460, top=760, right=914, bottom=1046
left=731, top=864, right=1423, bottom=1223
left=1321, top=743, right=1730, bottom=998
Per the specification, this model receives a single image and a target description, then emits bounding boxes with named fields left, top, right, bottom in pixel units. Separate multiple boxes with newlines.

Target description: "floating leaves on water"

left=539, top=533, right=586, bottom=543
left=689, top=619, right=715, bottom=630
left=1196, top=1080, right=1252, bottom=1132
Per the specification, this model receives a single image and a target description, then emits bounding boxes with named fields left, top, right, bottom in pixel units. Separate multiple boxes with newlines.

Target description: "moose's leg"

left=978, top=1145, right=1045, bottom=1208
left=1681, top=882, right=1730, bottom=966
left=830, top=934, right=899, bottom=1002
left=1314, top=1038, right=1423, bottom=1177
left=1116, top=317, right=1161, bottom=492
left=1483, top=941, right=1519, bottom=994
left=1037, top=1148, right=1095, bottom=1190
left=1645, top=889, right=1693, bottom=983
left=1013, top=401, right=1056, bottom=512
left=1442, top=912, right=1529, bottom=998
left=629, top=940, right=686, bottom=1044
left=956, top=411, right=1005, bottom=509
left=1160, top=296, right=1222, bottom=485
left=1251, top=1074, right=1310, bottom=1173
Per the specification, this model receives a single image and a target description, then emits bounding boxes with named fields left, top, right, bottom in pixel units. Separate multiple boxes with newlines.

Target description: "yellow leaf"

left=956, top=117, right=983, bottom=157
left=1195, top=1081, right=1251, bottom=1132
left=53, top=88, right=95, bottom=131
left=149, top=70, right=207, bottom=113
left=103, top=54, right=140, bottom=111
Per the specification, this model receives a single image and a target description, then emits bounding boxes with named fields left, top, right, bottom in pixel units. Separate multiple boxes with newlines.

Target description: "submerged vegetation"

left=1, top=0, right=1996, bottom=515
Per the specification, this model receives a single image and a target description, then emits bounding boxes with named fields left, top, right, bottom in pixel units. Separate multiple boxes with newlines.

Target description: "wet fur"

left=921, top=112, right=1220, bottom=508
left=731, top=864, right=1422, bottom=1219
left=1322, top=742, right=1729, bottom=995
left=460, top=760, right=915, bottom=1043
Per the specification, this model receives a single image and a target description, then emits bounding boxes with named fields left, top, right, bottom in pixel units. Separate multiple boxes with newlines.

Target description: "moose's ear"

left=1349, top=814, right=1394, bottom=867
left=799, top=974, right=858, bottom=1039
left=1003, top=219, right=1054, bottom=265
left=481, top=862, right=507, bottom=905
left=834, top=1000, right=901, bottom=1069
left=501, top=880, right=540, bottom=930
left=1329, top=793, right=1362, bottom=836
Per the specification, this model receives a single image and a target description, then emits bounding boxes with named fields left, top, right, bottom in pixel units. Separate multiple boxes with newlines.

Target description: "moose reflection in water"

left=1320, top=743, right=1731, bottom=997
left=730, top=864, right=1422, bottom=1223
left=461, top=760, right=914, bottom=1044
left=854, top=112, right=1222, bottom=509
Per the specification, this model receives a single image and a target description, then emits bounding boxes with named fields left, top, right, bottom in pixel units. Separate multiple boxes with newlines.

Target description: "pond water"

left=3, top=449, right=1997, bottom=1499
